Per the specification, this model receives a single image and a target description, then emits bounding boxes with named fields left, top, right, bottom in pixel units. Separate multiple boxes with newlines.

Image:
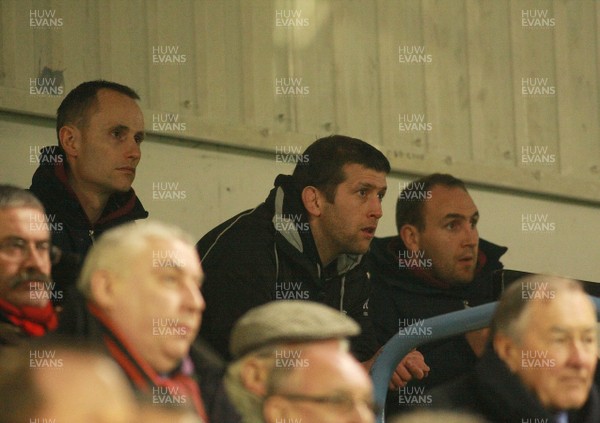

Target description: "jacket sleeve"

left=344, top=270, right=381, bottom=362
left=369, top=272, right=402, bottom=346
left=197, top=222, right=276, bottom=361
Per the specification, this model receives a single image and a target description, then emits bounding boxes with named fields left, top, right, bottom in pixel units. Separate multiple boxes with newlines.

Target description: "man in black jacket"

left=197, top=135, right=429, bottom=388
left=432, top=275, right=600, bottom=423
left=368, top=173, right=507, bottom=414
left=29, top=80, right=148, bottom=289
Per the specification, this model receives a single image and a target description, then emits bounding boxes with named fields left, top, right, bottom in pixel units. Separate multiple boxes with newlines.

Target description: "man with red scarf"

left=0, top=185, right=59, bottom=344
left=67, top=220, right=240, bottom=422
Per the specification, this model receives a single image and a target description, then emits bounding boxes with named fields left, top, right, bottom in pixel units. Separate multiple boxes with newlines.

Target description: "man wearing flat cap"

left=225, top=300, right=378, bottom=423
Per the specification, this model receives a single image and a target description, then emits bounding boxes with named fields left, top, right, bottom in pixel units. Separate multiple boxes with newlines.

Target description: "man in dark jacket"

left=29, top=80, right=148, bottom=289
left=197, top=135, right=429, bottom=388
left=0, top=185, right=59, bottom=345
left=368, top=173, right=507, bottom=414
left=64, top=220, right=241, bottom=422
left=432, top=275, right=600, bottom=423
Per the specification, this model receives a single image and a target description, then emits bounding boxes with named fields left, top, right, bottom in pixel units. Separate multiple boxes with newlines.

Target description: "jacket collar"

left=268, top=174, right=362, bottom=276
left=30, top=146, right=148, bottom=229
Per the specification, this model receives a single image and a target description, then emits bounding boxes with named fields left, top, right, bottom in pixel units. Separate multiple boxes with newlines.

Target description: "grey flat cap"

left=230, top=300, right=361, bottom=358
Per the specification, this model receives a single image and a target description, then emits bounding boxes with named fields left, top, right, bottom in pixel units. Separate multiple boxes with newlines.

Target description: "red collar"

left=0, top=298, right=57, bottom=337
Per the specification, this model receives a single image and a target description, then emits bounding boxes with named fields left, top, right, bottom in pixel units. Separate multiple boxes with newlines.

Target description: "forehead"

left=290, top=342, right=372, bottom=391
left=87, top=89, right=143, bottom=125
left=339, top=163, right=387, bottom=187
left=0, top=207, right=49, bottom=239
left=140, top=238, right=201, bottom=274
left=422, top=185, right=477, bottom=220
left=524, top=289, right=597, bottom=334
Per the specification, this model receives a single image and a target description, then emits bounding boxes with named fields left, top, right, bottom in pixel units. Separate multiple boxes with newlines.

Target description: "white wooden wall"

left=0, top=0, right=599, bottom=203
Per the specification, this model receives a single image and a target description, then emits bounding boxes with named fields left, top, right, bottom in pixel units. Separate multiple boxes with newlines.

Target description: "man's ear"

left=493, top=334, right=520, bottom=373
left=399, top=224, right=420, bottom=251
left=240, top=357, right=270, bottom=396
left=301, top=186, right=322, bottom=218
left=89, top=270, right=118, bottom=311
left=58, top=125, right=80, bottom=158
left=263, top=395, right=288, bottom=423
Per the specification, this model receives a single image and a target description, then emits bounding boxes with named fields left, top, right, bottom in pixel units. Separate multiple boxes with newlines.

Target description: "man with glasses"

left=0, top=185, right=60, bottom=345
left=225, top=300, right=377, bottom=423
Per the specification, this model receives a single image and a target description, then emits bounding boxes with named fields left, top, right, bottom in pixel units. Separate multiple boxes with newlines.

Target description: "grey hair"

left=0, top=185, right=44, bottom=212
left=490, top=275, right=588, bottom=343
left=77, top=220, right=195, bottom=299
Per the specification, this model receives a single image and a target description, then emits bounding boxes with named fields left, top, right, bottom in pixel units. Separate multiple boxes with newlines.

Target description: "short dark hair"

left=396, top=173, right=467, bottom=232
left=291, top=135, right=390, bottom=202
left=56, top=80, right=140, bottom=144
left=0, top=184, right=44, bottom=212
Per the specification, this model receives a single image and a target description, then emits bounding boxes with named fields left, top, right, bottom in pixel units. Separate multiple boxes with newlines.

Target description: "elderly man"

left=225, top=300, right=377, bottom=423
left=432, top=275, right=600, bottom=422
left=64, top=220, right=240, bottom=422
left=0, top=185, right=60, bottom=344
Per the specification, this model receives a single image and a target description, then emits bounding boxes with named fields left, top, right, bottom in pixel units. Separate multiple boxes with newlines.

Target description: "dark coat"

left=196, top=174, right=379, bottom=362
left=431, top=346, right=600, bottom=423
left=29, top=146, right=148, bottom=289
left=367, top=236, right=506, bottom=415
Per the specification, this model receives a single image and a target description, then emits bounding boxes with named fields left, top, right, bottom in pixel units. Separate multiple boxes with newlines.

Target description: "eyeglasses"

left=273, top=392, right=381, bottom=415
left=0, top=237, right=62, bottom=265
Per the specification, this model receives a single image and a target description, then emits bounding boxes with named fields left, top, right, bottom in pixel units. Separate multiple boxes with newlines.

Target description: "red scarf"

left=0, top=298, right=58, bottom=337
left=87, top=303, right=209, bottom=422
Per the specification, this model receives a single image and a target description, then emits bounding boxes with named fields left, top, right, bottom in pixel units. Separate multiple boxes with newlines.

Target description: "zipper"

left=463, top=299, right=470, bottom=308
left=339, top=275, right=346, bottom=313
left=89, top=230, right=96, bottom=244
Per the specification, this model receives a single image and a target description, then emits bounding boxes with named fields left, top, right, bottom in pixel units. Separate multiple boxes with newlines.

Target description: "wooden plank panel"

left=127, top=0, right=150, bottom=104
left=15, top=0, right=36, bottom=93
left=194, top=0, right=239, bottom=124
left=0, top=1, right=18, bottom=89
left=59, top=0, right=87, bottom=89
left=331, top=0, right=381, bottom=143
left=96, top=0, right=113, bottom=79
left=596, top=1, right=600, bottom=182
left=465, top=0, right=515, bottom=166
left=193, top=0, right=244, bottom=125
left=287, top=0, right=336, bottom=136
left=240, top=0, right=290, bottom=134
left=377, top=0, right=428, bottom=165
left=554, top=0, right=600, bottom=181
left=422, top=0, right=472, bottom=164
left=554, top=0, right=600, bottom=179
left=510, top=0, right=560, bottom=175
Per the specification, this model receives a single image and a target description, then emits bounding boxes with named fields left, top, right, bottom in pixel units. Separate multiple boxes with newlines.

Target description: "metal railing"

left=370, top=296, right=600, bottom=422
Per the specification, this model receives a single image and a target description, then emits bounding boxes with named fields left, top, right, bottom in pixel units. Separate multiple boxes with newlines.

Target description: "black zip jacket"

left=196, top=174, right=379, bottom=362
left=367, top=235, right=507, bottom=414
